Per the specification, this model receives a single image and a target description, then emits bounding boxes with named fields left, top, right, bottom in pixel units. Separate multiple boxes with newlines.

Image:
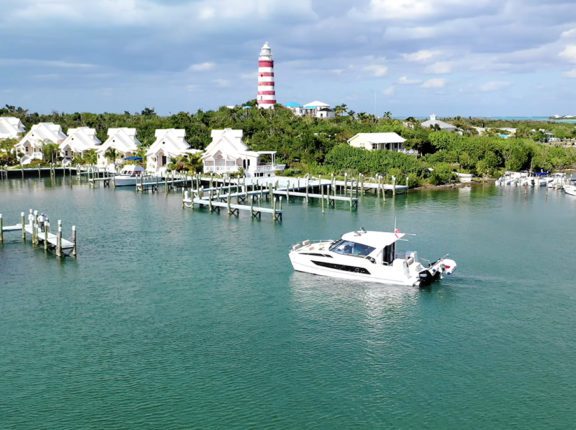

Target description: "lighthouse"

left=257, top=42, right=276, bottom=109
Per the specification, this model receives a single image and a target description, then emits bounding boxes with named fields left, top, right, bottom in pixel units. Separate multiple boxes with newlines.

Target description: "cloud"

left=364, top=64, right=388, bottom=77
left=563, top=69, right=576, bottom=78
left=403, top=50, right=442, bottom=63
left=0, top=58, right=95, bottom=69
left=422, top=78, right=446, bottom=88
left=398, top=76, right=421, bottom=85
left=426, top=61, right=452, bottom=74
left=559, top=45, right=576, bottom=63
left=479, top=81, right=510, bottom=92
left=213, top=79, right=231, bottom=88
left=355, top=0, right=499, bottom=21
left=188, top=62, right=216, bottom=72
left=382, top=86, right=395, bottom=96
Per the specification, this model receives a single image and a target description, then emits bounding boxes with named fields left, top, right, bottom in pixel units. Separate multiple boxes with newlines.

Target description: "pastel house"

left=96, top=128, right=141, bottom=168
left=60, top=127, right=101, bottom=160
left=202, top=128, right=284, bottom=177
left=0, top=117, right=26, bottom=140
left=348, top=132, right=408, bottom=152
left=146, top=129, right=201, bottom=174
left=421, top=114, right=457, bottom=131
left=14, top=122, right=67, bottom=165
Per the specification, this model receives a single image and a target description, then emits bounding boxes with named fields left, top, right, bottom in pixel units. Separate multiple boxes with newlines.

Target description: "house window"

left=372, top=143, right=377, bottom=150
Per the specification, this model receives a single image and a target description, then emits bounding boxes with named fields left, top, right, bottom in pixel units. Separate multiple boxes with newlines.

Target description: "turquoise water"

left=1, top=178, right=576, bottom=429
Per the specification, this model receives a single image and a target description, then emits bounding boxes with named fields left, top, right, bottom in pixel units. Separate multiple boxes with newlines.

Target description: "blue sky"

left=1, top=0, right=576, bottom=117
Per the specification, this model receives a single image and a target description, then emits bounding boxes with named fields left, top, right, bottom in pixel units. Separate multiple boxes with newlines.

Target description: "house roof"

left=421, top=114, right=456, bottom=130
left=60, top=127, right=101, bottom=152
left=16, top=122, right=66, bottom=148
left=285, top=102, right=302, bottom=108
left=146, top=129, right=190, bottom=157
left=97, top=128, right=140, bottom=154
left=304, top=100, right=330, bottom=109
left=0, top=117, right=26, bottom=139
left=348, top=132, right=406, bottom=145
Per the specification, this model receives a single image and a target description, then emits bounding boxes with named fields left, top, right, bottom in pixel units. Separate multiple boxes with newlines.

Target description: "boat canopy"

left=341, top=230, right=404, bottom=248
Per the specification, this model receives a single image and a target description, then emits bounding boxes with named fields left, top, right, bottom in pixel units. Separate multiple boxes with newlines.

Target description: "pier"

left=0, top=210, right=77, bottom=257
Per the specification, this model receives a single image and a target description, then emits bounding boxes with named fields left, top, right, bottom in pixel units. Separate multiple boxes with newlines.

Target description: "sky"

left=1, top=0, right=576, bottom=117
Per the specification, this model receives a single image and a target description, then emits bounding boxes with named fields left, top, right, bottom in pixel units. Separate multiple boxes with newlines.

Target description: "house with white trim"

left=146, top=129, right=201, bottom=174
left=421, top=114, right=457, bottom=131
left=14, top=122, right=67, bottom=164
left=0, top=117, right=26, bottom=140
left=60, top=127, right=101, bottom=160
left=202, top=128, right=284, bottom=177
left=303, top=101, right=335, bottom=119
left=96, top=128, right=141, bottom=169
left=348, top=132, right=409, bottom=152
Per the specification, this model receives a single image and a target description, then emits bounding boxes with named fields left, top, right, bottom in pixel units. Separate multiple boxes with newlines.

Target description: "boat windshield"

left=329, top=239, right=375, bottom=257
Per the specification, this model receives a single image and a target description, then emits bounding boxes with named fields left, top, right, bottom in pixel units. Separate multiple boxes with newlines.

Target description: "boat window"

left=382, top=243, right=395, bottom=264
left=330, top=240, right=375, bottom=257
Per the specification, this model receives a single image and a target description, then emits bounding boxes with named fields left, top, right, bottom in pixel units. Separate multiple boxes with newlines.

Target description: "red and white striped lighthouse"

left=257, top=42, right=276, bottom=109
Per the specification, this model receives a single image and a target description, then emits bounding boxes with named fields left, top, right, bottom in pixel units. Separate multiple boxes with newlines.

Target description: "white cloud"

left=188, top=62, right=216, bottom=72
left=398, top=76, right=421, bottom=85
left=426, top=61, right=452, bottom=74
left=422, top=78, right=446, bottom=88
left=479, top=81, right=510, bottom=92
left=364, top=64, right=388, bottom=77
left=382, top=86, right=395, bottom=96
left=0, top=58, right=95, bottom=69
left=403, top=50, right=442, bottom=63
left=357, top=0, right=497, bottom=21
left=559, top=45, right=576, bottom=63
left=561, top=29, right=576, bottom=39
left=563, top=69, right=576, bottom=78
left=213, top=79, right=231, bottom=88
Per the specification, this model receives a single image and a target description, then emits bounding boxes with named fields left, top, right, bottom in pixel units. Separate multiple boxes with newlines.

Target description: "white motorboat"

left=289, top=229, right=457, bottom=287
left=563, top=184, right=576, bottom=196
left=113, top=165, right=157, bottom=187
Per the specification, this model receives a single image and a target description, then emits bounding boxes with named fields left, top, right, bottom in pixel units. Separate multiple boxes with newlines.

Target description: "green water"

left=1, top=179, right=575, bottom=429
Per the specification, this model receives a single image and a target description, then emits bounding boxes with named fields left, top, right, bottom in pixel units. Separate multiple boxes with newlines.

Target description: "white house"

left=96, top=128, right=141, bottom=169
left=14, top=122, right=67, bottom=164
left=348, top=132, right=408, bottom=152
left=0, top=117, right=26, bottom=140
left=202, top=128, right=284, bottom=177
left=421, top=114, right=457, bottom=131
left=60, top=127, right=101, bottom=160
left=303, top=101, right=335, bottom=119
left=146, top=129, right=201, bottom=174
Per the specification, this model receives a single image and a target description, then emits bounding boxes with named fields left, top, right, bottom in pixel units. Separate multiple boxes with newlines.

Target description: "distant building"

left=302, top=101, right=335, bottom=119
left=0, top=117, right=25, bottom=140
left=348, top=132, right=408, bottom=152
left=257, top=42, right=276, bottom=109
left=14, top=122, right=67, bottom=165
left=60, top=127, right=101, bottom=160
left=96, top=128, right=141, bottom=169
left=202, top=128, right=284, bottom=177
left=146, top=129, right=201, bottom=174
left=421, top=114, right=457, bottom=131
left=284, top=102, right=304, bottom=116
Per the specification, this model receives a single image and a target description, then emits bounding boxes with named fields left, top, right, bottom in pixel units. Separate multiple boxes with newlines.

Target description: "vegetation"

left=1, top=104, right=575, bottom=186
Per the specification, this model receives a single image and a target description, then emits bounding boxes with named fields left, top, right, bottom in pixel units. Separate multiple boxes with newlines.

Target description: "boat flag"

left=394, top=228, right=401, bottom=238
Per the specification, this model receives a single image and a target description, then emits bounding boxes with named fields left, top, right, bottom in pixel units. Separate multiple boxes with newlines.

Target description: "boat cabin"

left=332, top=230, right=405, bottom=265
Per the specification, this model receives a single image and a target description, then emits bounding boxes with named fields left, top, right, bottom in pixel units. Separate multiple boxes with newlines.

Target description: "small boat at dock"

left=113, top=165, right=158, bottom=187
left=289, top=229, right=456, bottom=287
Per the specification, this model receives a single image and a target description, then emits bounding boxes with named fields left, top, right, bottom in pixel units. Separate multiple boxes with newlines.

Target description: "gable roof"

left=146, top=129, right=190, bottom=157
left=421, top=114, right=456, bottom=130
left=97, top=128, right=140, bottom=154
left=16, top=122, right=66, bottom=148
left=60, top=127, right=101, bottom=153
left=202, top=129, right=247, bottom=159
left=348, top=132, right=406, bottom=145
left=0, top=117, right=26, bottom=139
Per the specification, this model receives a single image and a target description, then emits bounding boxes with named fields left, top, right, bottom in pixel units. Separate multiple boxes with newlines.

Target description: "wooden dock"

left=0, top=211, right=77, bottom=257
left=182, top=191, right=283, bottom=222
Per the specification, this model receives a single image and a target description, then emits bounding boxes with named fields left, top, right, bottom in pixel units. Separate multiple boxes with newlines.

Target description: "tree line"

left=1, top=104, right=575, bottom=186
